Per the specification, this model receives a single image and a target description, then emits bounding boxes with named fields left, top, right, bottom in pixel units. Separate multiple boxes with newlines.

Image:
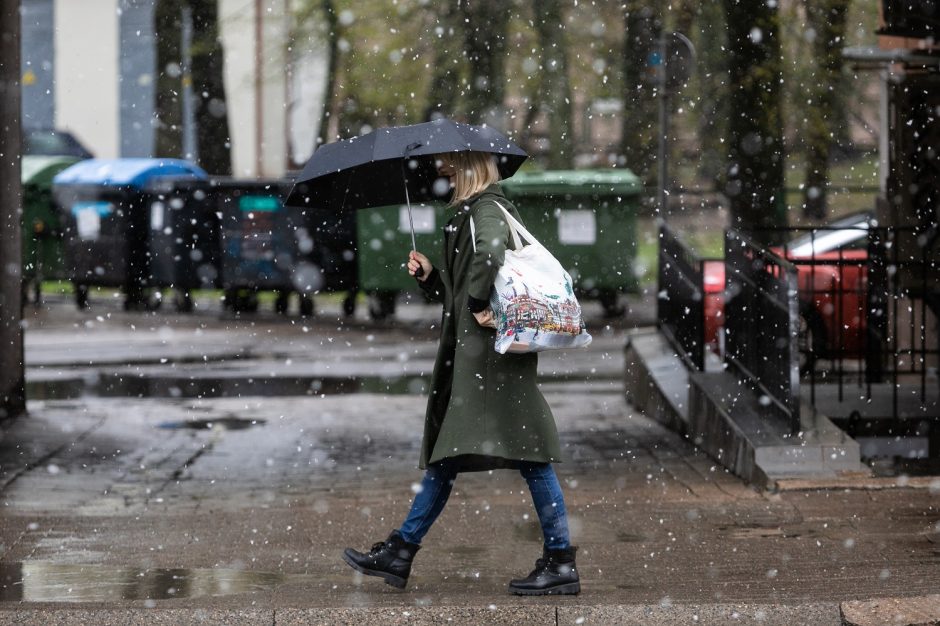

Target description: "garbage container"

left=146, top=176, right=221, bottom=312
left=501, top=169, right=643, bottom=317
left=53, top=158, right=208, bottom=309
left=21, top=155, right=84, bottom=304
left=306, top=205, right=359, bottom=316
left=216, top=179, right=355, bottom=316
left=355, top=202, right=449, bottom=320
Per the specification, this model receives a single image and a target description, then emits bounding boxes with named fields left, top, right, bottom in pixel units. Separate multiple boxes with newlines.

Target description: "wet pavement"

left=1, top=294, right=939, bottom=624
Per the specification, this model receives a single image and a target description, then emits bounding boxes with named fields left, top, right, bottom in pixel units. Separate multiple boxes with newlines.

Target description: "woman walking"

left=342, top=150, right=579, bottom=596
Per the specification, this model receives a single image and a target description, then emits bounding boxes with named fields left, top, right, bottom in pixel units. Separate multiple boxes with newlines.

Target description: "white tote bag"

left=471, top=202, right=592, bottom=354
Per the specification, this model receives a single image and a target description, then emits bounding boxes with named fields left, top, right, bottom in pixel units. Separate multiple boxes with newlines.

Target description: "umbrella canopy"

left=286, top=119, right=527, bottom=210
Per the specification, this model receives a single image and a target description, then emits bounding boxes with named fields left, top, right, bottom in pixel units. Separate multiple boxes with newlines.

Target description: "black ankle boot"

left=508, top=546, right=580, bottom=595
left=342, top=530, right=421, bottom=589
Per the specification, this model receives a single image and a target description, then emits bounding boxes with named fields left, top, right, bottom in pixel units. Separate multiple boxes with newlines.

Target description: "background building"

left=20, top=0, right=326, bottom=176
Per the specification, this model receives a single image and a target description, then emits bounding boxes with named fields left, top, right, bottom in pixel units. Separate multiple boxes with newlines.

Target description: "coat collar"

left=454, top=182, right=506, bottom=214
left=470, top=181, right=506, bottom=202
left=443, top=184, right=506, bottom=275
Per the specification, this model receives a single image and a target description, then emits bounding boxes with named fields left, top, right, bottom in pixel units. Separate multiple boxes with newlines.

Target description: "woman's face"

left=436, top=157, right=457, bottom=178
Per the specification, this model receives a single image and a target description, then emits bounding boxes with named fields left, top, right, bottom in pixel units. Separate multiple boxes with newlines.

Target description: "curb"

left=841, top=594, right=940, bottom=626
left=0, top=601, right=846, bottom=625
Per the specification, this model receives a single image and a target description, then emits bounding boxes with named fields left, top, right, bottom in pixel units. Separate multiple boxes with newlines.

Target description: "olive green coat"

left=417, top=184, right=562, bottom=471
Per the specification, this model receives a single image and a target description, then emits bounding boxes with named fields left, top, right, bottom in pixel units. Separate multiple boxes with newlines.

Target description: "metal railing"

left=743, top=221, right=938, bottom=434
left=779, top=225, right=939, bottom=422
left=724, top=229, right=802, bottom=434
left=657, top=221, right=706, bottom=370
left=656, top=219, right=937, bottom=439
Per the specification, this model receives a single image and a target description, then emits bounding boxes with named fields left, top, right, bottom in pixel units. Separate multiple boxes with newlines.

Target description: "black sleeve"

left=467, top=294, right=489, bottom=313
left=417, top=267, right=445, bottom=303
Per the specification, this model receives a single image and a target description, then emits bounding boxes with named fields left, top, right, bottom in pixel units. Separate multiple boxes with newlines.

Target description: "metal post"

left=254, top=0, right=264, bottom=176
left=0, top=0, right=26, bottom=420
left=181, top=4, right=198, bottom=162
left=657, top=34, right=668, bottom=217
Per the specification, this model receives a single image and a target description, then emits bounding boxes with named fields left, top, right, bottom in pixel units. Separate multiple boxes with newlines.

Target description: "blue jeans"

left=398, top=461, right=571, bottom=550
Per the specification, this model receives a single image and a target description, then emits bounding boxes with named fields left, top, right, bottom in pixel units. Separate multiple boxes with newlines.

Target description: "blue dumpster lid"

left=52, top=158, right=208, bottom=189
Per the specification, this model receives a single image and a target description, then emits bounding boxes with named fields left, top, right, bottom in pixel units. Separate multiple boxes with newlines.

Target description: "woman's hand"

left=408, top=250, right=432, bottom=282
left=473, top=307, right=497, bottom=329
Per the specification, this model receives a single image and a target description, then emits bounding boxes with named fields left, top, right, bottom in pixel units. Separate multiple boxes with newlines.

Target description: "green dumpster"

left=501, top=169, right=643, bottom=317
left=356, top=202, right=449, bottom=319
left=21, top=155, right=84, bottom=302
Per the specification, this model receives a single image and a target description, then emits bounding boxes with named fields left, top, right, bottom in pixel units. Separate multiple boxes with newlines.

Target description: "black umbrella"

left=286, top=119, right=527, bottom=253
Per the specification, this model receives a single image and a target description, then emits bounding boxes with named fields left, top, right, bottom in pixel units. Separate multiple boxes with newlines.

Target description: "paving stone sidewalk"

left=0, top=299, right=937, bottom=625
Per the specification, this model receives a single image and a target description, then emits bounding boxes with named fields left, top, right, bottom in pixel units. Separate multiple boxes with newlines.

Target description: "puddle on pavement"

left=0, top=562, right=311, bottom=603
left=157, top=416, right=266, bottom=430
left=97, top=374, right=430, bottom=399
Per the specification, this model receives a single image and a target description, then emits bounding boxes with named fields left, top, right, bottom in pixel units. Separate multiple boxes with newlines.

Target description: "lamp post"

left=0, top=0, right=26, bottom=420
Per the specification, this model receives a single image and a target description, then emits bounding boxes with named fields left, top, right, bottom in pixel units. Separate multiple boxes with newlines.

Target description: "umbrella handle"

left=401, top=157, right=424, bottom=278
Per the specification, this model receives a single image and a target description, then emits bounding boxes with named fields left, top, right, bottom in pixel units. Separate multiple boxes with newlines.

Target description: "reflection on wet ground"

left=0, top=562, right=309, bottom=603
left=157, top=416, right=266, bottom=430
left=43, top=373, right=434, bottom=399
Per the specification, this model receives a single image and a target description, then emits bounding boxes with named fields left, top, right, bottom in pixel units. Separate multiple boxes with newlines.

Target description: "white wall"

left=220, top=0, right=255, bottom=176
left=220, top=0, right=327, bottom=177
left=47, top=0, right=325, bottom=173
left=220, top=0, right=290, bottom=177
left=54, top=0, right=119, bottom=158
left=288, top=37, right=327, bottom=167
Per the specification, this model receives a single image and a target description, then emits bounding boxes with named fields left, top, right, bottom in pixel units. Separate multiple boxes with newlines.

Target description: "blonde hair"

left=436, top=151, right=500, bottom=207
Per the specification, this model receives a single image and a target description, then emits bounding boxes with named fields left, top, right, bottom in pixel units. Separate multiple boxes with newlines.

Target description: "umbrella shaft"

left=402, top=172, right=417, bottom=251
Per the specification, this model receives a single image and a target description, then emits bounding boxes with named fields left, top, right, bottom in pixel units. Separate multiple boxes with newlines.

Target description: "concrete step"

left=689, top=370, right=869, bottom=488
left=624, top=328, right=870, bottom=489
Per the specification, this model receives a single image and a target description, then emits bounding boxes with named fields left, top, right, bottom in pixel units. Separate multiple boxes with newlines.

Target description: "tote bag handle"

left=469, top=201, right=541, bottom=253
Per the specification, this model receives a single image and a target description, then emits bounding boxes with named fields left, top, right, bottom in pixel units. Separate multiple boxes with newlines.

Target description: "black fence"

left=657, top=221, right=707, bottom=370
left=724, top=229, right=802, bottom=435
left=778, top=225, right=940, bottom=428
left=659, top=216, right=938, bottom=443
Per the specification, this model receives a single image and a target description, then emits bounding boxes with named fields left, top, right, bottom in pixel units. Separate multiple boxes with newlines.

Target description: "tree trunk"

left=190, top=0, right=232, bottom=174
left=423, top=2, right=460, bottom=121
left=316, top=0, right=339, bottom=147
left=722, top=0, right=786, bottom=242
left=620, top=2, right=659, bottom=183
left=0, top=0, right=25, bottom=420
left=802, top=0, right=851, bottom=220
left=155, top=0, right=183, bottom=159
left=155, top=0, right=231, bottom=173
left=693, top=1, right=729, bottom=185
left=533, top=0, right=574, bottom=169
left=458, top=0, right=509, bottom=124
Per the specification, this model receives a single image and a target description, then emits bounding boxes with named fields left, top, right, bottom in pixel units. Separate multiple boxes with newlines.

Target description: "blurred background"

left=17, top=0, right=883, bottom=213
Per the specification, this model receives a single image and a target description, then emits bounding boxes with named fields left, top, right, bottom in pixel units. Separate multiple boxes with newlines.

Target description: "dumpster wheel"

left=175, top=291, right=194, bottom=313
left=368, top=290, right=397, bottom=321
left=299, top=294, right=315, bottom=317
left=342, top=291, right=357, bottom=318
left=599, top=288, right=626, bottom=318
left=225, top=288, right=259, bottom=313
left=275, top=290, right=291, bottom=315
left=74, top=283, right=89, bottom=310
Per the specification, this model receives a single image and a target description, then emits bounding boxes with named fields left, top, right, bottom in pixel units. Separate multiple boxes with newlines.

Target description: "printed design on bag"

left=496, top=280, right=582, bottom=338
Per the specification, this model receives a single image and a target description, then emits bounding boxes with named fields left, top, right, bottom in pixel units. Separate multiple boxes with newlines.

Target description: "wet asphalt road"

left=0, top=294, right=938, bottom=624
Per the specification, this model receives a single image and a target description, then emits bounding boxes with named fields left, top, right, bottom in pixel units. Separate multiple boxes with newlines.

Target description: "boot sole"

left=342, top=550, right=407, bottom=589
left=508, top=581, right=581, bottom=596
